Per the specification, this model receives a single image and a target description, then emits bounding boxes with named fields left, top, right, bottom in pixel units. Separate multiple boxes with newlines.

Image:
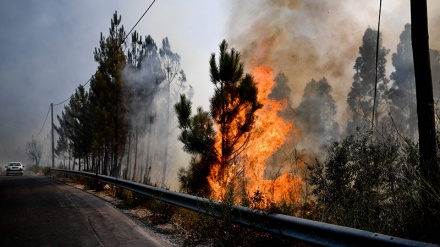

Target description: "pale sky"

left=0, top=0, right=439, bottom=169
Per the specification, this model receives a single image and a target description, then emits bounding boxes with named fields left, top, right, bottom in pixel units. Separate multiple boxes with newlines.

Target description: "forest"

left=47, top=12, right=439, bottom=243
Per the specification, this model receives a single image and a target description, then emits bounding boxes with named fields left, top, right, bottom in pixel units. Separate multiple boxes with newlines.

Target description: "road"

left=0, top=171, right=172, bottom=247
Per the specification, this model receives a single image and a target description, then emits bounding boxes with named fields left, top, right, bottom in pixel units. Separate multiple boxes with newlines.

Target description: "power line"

left=372, top=0, right=383, bottom=130
left=125, top=0, right=157, bottom=45
left=36, top=105, right=51, bottom=138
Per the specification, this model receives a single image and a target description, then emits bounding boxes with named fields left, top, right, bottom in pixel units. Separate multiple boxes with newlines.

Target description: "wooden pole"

left=410, top=0, right=439, bottom=242
left=51, top=103, right=55, bottom=168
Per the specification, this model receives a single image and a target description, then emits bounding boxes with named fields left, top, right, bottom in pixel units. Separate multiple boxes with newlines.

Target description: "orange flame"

left=208, top=65, right=303, bottom=206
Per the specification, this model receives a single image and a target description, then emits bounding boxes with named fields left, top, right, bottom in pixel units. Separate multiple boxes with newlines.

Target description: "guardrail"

left=51, top=168, right=437, bottom=247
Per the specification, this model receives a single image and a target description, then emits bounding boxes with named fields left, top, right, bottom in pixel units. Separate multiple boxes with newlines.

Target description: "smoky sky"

left=225, top=0, right=440, bottom=117
left=0, top=0, right=224, bottom=165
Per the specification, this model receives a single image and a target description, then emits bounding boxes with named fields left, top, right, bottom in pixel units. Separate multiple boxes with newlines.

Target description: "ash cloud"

left=224, top=0, right=369, bottom=165
left=224, top=0, right=440, bottom=167
left=226, top=0, right=363, bottom=108
left=225, top=0, right=440, bottom=114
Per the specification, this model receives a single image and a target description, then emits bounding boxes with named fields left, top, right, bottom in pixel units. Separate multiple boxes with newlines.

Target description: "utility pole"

left=51, top=103, right=55, bottom=168
left=410, top=0, right=439, bottom=242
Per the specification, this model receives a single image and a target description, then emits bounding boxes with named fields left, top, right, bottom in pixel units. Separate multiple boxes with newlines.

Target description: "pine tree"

left=175, top=40, right=262, bottom=195
left=70, top=85, right=92, bottom=170
left=56, top=85, right=92, bottom=171
left=90, top=11, right=128, bottom=176
left=175, top=95, right=216, bottom=196
left=209, top=40, right=262, bottom=183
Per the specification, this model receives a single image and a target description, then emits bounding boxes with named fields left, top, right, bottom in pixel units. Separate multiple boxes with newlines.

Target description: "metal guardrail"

left=51, top=168, right=438, bottom=247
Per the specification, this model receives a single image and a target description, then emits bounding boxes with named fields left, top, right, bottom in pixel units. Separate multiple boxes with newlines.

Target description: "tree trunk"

left=161, top=81, right=171, bottom=187
left=132, top=128, right=138, bottom=181
left=103, top=144, right=109, bottom=175
left=126, top=131, right=131, bottom=179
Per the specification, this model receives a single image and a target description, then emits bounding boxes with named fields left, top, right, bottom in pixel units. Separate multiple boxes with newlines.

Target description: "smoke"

left=227, top=0, right=440, bottom=109
left=226, top=1, right=366, bottom=108
left=121, top=36, right=192, bottom=190
left=224, top=1, right=440, bottom=171
left=223, top=1, right=370, bottom=169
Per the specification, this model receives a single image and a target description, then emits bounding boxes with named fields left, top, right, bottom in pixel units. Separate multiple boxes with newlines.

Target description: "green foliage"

left=90, top=11, right=128, bottom=176
left=307, top=130, right=439, bottom=240
left=58, top=85, right=93, bottom=169
left=175, top=95, right=216, bottom=156
left=178, top=156, right=212, bottom=197
left=175, top=94, right=216, bottom=196
left=176, top=208, right=217, bottom=246
left=147, top=199, right=178, bottom=225
left=55, top=11, right=133, bottom=175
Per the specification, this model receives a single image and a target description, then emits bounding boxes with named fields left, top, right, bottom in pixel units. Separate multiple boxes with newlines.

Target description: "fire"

left=208, top=65, right=304, bottom=206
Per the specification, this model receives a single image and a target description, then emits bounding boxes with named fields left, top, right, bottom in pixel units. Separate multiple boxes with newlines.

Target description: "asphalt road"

left=0, top=171, right=170, bottom=247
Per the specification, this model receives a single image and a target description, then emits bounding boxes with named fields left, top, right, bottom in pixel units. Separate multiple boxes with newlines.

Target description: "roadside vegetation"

left=28, top=165, right=51, bottom=176
left=50, top=171, right=304, bottom=246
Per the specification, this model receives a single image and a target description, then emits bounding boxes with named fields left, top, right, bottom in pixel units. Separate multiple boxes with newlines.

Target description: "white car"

left=5, top=162, right=24, bottom=176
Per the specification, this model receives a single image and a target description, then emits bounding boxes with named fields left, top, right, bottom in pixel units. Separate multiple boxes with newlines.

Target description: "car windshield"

left=9, top=163, right=20, bottom=166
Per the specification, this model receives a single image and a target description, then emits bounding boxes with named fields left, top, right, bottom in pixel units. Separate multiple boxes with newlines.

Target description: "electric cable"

left=372, top=0, right=383, bottom=129
left=36, top=105, right=51, bottom=138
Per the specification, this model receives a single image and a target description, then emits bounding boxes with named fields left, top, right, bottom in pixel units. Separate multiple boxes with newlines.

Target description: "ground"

left=53, top=175, right=186, bottom=246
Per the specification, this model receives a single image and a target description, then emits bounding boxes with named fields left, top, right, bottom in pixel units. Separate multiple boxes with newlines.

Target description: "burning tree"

left=209, top=41, right=263, bottom=188
left=175, top=40, right=262, bottom=197
left=176, top=41, right=304, bottom=208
